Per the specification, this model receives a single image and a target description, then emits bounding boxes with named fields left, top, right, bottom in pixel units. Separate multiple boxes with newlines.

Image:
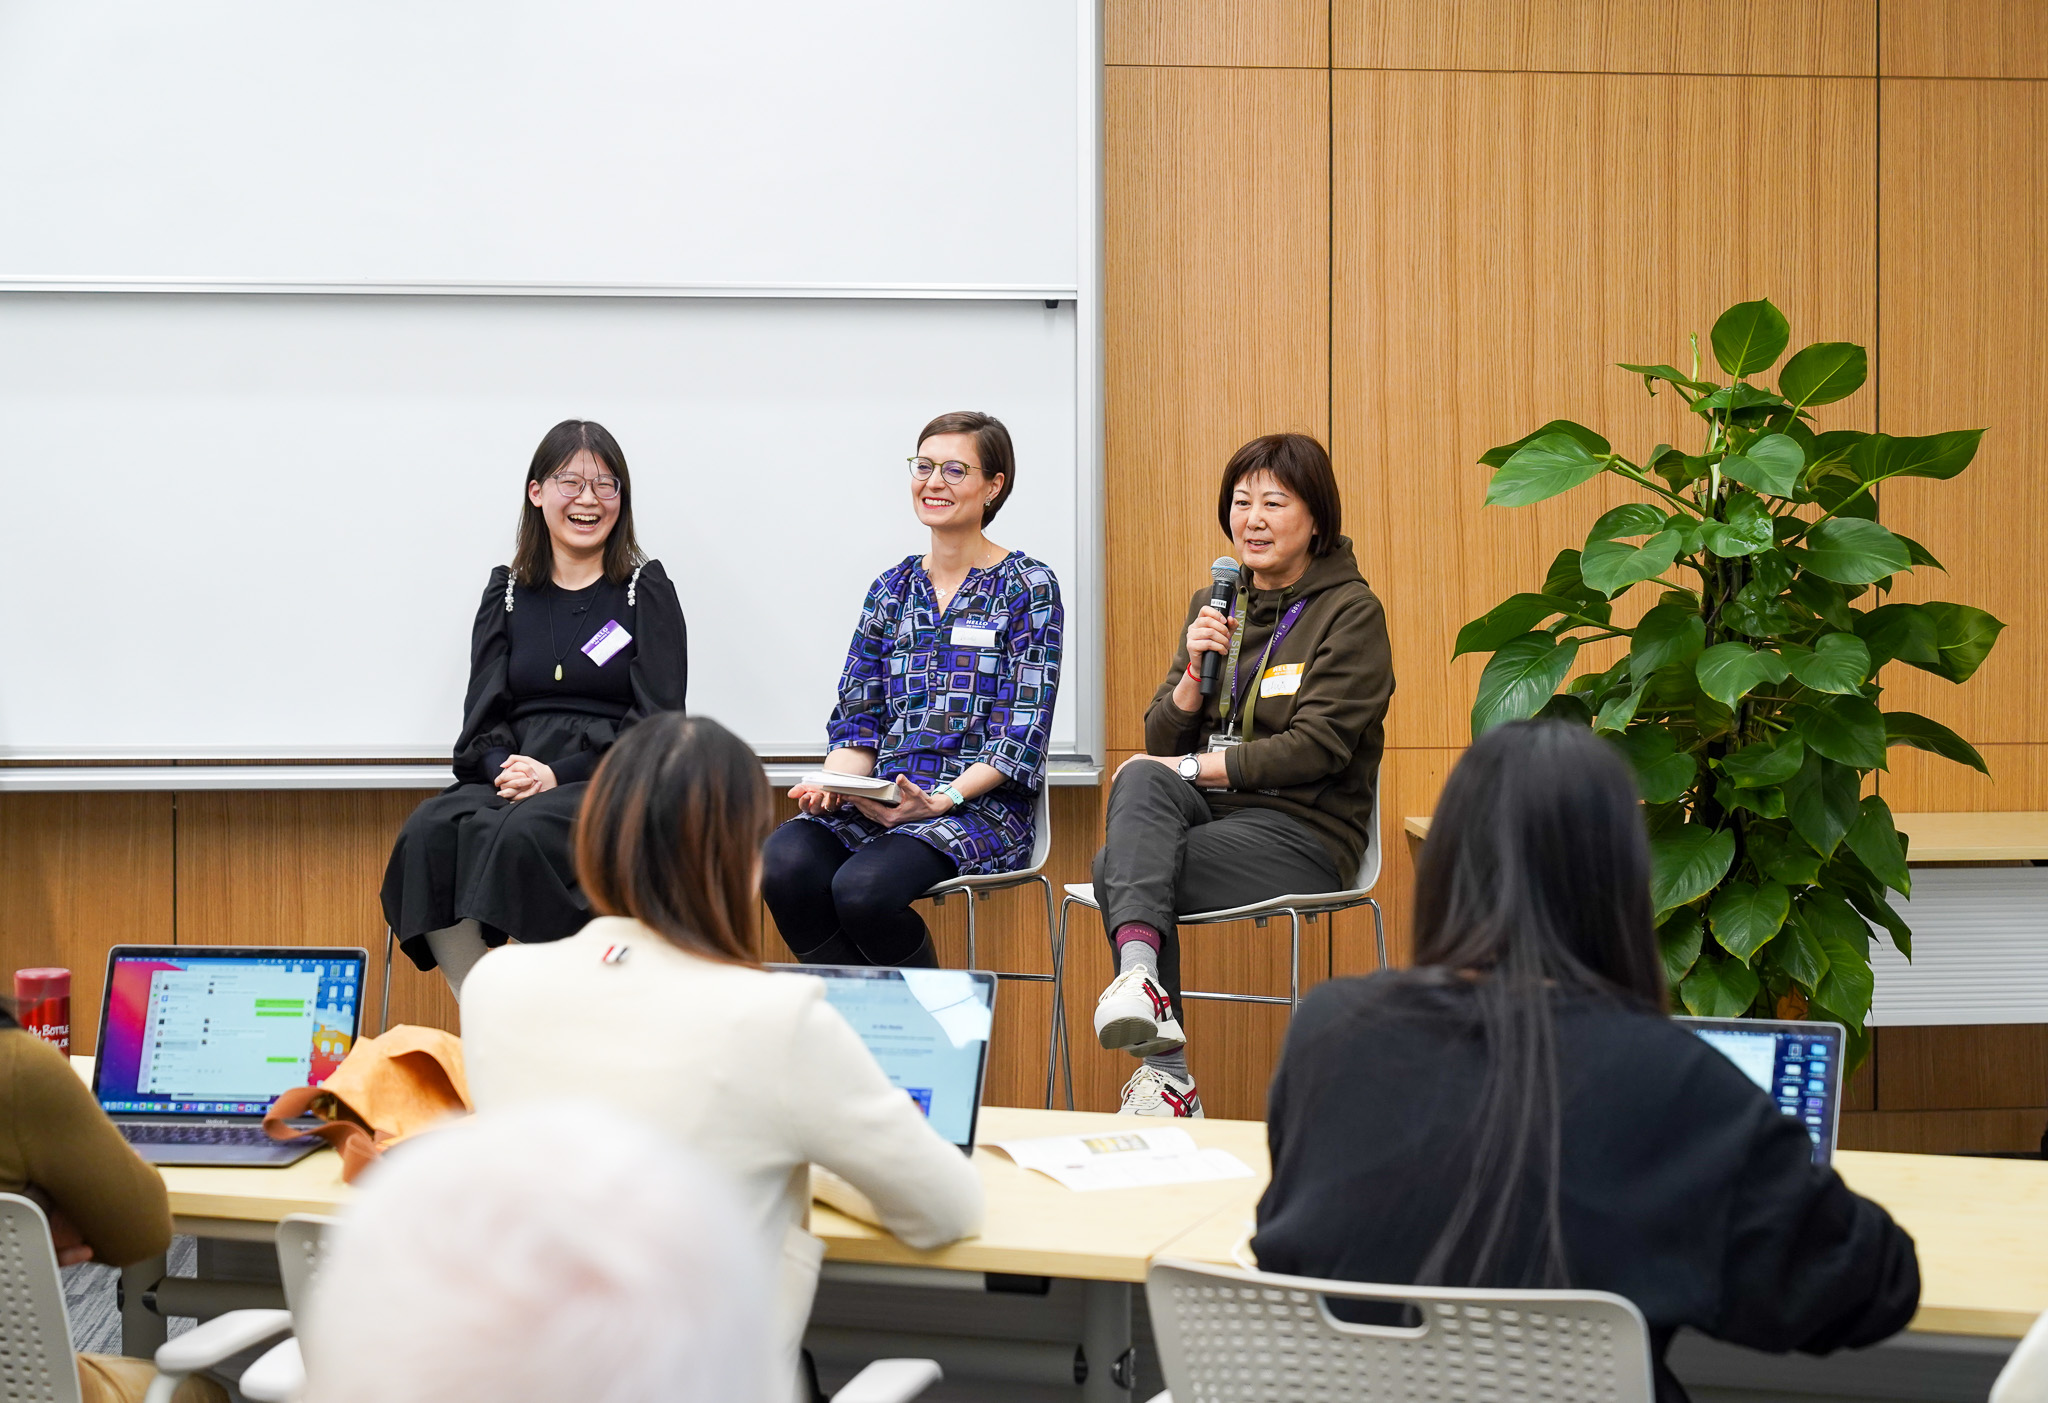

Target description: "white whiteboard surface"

left=0, top=293, right=1082, bottom=758
left=0, top=3, right=1078, bottom=292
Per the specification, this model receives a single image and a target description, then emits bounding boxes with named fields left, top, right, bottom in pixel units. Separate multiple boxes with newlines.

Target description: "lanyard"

left=1216, top=598, right=1308, bottom=742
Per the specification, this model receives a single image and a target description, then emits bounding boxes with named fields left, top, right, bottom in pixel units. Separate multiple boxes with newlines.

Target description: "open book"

left=797, top=771, right=902, bottom=807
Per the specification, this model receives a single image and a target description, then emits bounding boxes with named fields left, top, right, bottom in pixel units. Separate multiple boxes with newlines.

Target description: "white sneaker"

left=1118, top=1064, right=1204, bottom=1118
left=1094, top=968, right=1186, bottom=1056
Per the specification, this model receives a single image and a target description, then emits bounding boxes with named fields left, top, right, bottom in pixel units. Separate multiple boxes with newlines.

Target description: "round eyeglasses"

left=907, top=457, right=982, bottom=485
left=549, top=473, right=621, bottom=500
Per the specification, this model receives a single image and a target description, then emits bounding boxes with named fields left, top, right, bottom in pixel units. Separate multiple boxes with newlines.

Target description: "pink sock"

left=1113, top=923, right=1161, bottom=953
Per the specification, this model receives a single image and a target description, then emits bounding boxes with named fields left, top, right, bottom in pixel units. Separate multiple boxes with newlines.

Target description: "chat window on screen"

left=135, top=963, right=320, bottom=1100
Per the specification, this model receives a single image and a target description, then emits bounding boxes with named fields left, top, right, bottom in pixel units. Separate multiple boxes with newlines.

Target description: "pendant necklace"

left=546, top=578, right=599, bottom=682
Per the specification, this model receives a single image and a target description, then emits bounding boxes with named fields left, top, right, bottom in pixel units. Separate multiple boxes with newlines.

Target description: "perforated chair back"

left=1352, top=784, right=1382, bottom=895
left=0, top=1193, right=83, bottom=1403
left=1025, top=781, right=1052, bottom=873
left=1147, top=1258, right=1654, bottom=1403
left=276, top=1214, right=339, bottom=1317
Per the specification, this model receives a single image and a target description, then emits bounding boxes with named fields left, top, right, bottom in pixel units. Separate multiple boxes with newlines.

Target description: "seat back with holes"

left=0, top=1194, right=83, bottom=1403
left=276, top=1213, right=339, bottom=1317
left=1147, top=1258, right=1654, bottom=1403
left=1352, top=784, right=1382, bottom=894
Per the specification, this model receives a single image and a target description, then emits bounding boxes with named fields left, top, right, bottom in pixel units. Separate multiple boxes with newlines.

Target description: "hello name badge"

left=582, top=620, right=633, bottom=666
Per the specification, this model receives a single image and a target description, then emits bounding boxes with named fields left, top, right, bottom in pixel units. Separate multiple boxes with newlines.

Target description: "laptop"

left=1676, top=1015, right=1846, bottom=1166
left=771, top=964, right=997, bottom=1153
left=92, top=945, right=368, bottom=1167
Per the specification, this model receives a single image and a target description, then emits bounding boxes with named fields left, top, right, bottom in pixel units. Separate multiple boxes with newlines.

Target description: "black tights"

left=760, top=819, right=956, bottom=967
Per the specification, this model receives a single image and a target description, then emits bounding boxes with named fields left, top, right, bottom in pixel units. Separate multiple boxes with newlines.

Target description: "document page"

left=134, top=963, right=319, bottom=1099
left=990, top=1128, right=1254, bottom=1192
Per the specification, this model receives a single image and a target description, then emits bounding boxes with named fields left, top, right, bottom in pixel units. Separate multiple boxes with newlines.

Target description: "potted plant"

left=1460, top=298, right=2003, bottom=1061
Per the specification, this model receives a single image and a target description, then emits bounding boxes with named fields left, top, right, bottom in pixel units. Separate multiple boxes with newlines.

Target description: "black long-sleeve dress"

left=1253, top=972, right=1920, bottom=1403
left=380, top=560, right=687, bottom=970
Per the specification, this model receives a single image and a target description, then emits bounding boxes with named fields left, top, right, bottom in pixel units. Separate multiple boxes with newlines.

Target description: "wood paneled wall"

left=4, top=1, right=2046, bottom=1142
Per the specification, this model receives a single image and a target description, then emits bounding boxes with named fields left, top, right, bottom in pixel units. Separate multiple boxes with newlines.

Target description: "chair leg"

left=1367, top=896, right=1387, bottom=972
left=1288, top=909, right=1303, bottom=1011
left=965, top=892, right=978, bottom=971
left=1036, top=876, right=1066, bottom=1110
left=1054, top=895, right=1084, bottom=1111
left=380, top=927, right=396, bottom=1036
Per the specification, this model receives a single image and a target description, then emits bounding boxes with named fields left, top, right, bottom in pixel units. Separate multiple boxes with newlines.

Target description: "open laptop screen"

left=1676, top=1016, right=1845, bottom=1166
left=94, top=946, right=367, bottom=1116
left=773, top=965, right=995, bottom=1151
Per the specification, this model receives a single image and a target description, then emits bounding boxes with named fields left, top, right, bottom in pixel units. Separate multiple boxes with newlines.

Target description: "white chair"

left=0, top=1191, right=90, bottom=1403
left=915, top=783, right=1071, bottom=1110
left=1992, top=1307, right=2048, bottom=1403
left=1143, top=1258, right=1655, bottom=1403
left=1055, top=789, right=1385, bottom=1044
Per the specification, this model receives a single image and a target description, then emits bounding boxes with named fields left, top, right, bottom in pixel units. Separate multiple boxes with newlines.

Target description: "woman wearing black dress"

left=380, top=420, right=687, bottom=995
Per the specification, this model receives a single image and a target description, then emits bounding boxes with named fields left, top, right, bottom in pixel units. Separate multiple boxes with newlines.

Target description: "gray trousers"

left=1093, top=760, right=1341, bottom=1021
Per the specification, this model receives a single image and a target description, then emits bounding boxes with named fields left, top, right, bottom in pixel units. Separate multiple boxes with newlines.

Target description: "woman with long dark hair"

left=1252, top=720, right=1919, bottom=1403
left=380, top=420, right=687, bottom=996
left=460, top=714, right=981, bottom=1395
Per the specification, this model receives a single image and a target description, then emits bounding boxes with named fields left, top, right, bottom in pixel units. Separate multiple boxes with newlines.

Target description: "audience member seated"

left=300, top=1103, right=770, bottom=1403
left=1090, top=432, right=1393, bottom=1116
left=764, top=410, right=1063, bottom=968
left=380, top=418, right=689, bottom=998
left=461, top=713, right=983, bottom=1392
left=1252, top=720, right=1920, bottom=1403
left=0, top=1009, right=224, bottom=1403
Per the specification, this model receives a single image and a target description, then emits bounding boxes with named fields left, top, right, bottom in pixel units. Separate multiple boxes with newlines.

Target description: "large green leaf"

left=1479, top=419, right=1611, bottom=469
left=1807, top=891, right=1876, bottom=1029
left=1778, top=341, right=1868, bottom=409
left=1720, top=434, right=1804, bottom=497
left=1540, top=548, right=1611, bottom=613
left=1884, top=711, right=1990, bottom=774
left=1711, top=299, right=1791, bottom=376
left=1855, top=602, right=1942, bottom=670
left=1793, top=518, right=1913, bottom=585
left=1749, top=824, right=1823, bottom=886
left=1629, top=602, right=1706, bottom=683
left=1486, top=434, right=1608, bottom=507
left=1789, top=574, right=1854, bottom=631
left=1650, top=824, right=1736, bottom=916
left=1843, top=882, right=1914, bottom=960
left=1618, top=362, right=1715, bottom=397
left=1453, top=593, right=1579, bottom=657
left=1718, top=779, right=1787, bottom=821
left=1594, top=680, right=1649, bottom=734
left=1844, top=795, right=1911, bottom=898
left=1659, top=909, right=1705, bottom=983
left=1800, top=694, right=1889, bottom=769
left=1920, top=602, right=2007, bottom=683
left=1586, top=503, right=1669, bottom=543
left=1471, top=633, right=1580, bottom=737
left=1693, top=384, right=1791, bottom=414
left=1783, top=750, right=1860, bottom=858
left=1613, top=726, right=1698, bottom=804
left=1785, top=632, right=1871, bottom=694
left=1582, top=530, right=1683, bottom=596
left=1774, top=910, right=1831, bottom=991
left=1700, top=493, right=1777, bottom=557
left=1720, top=733, right=1805, bottom=788
left=1681, top=955, right=1761, bottom=1017
left=1848, top=429, right=1985, bottom=484
left=1696, top=642, right=1792, bottom=710
left=1709, top=880, right=1791, bottom=962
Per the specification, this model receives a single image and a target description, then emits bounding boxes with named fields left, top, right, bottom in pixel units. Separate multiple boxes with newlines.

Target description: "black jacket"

left=1253, top=973, right=1920, bottom=1403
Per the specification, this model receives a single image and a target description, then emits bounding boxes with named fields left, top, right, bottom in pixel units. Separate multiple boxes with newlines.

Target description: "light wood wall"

left=3, top=0, right=2045, bottom=1140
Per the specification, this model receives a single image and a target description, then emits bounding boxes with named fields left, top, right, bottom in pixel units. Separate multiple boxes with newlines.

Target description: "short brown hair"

left=513, top=420, right=645, bottom=588
left=576, top=715, right=771, bottom=965
left=918, top=411, right=1015, bottom=526
left=1215, top=433, right=1343, bottom=557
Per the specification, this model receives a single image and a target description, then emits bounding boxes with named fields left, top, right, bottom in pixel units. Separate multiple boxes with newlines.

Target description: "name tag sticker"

left=1260, top=662, right=1304, bottom=698
left=582, top=620, right=632, bottom=666
left=951, top=623, right=1000, bottom=648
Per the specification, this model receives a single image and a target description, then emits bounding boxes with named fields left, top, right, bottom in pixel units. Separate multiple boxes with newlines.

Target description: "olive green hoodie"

left=1144, top=537, right=1395, bottom=878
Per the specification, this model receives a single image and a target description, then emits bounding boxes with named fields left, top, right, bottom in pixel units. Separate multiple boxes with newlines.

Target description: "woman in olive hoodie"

left=1090, top=432, right=1394, bottom=1115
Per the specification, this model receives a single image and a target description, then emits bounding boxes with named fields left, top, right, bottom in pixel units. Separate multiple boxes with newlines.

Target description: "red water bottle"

left=14, top=969, right=71, bottom=1057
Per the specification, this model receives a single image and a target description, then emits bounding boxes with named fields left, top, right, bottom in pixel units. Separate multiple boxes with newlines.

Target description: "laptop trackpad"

left=134, top=1142, right=319, bottom=1168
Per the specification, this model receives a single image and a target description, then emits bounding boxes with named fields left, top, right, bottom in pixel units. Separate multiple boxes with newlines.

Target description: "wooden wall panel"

left=1336, top=2, right=1875, bottom=76
left=1335, top=70, right=1877, bottom=748
left=1107, top=0, right=1327, bottom=68
left=1877, top=80, right=2048, bottom=747
left=1880, top=745, right=2048, bottom=812
left=1873, top=1024, right=2048, bottom=1111
left=1881, top=1, right=2048, bottom=78
left=0, top=794, right=173, bottom=1052
left=1840, top=1108, right=2046, bottom=1154
left=1104, top=65, right=1329, bottom=756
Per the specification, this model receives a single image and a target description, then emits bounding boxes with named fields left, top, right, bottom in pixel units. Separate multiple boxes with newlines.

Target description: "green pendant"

left=555, top=664, right=563, bottom=681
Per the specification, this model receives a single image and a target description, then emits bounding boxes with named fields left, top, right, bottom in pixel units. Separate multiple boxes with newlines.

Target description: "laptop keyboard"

left=120, top=1124, right=299, bottom=1148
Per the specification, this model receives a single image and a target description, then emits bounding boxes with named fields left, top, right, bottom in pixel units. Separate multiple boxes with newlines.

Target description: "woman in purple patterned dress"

left=760, top=411, right=1063, bottom=968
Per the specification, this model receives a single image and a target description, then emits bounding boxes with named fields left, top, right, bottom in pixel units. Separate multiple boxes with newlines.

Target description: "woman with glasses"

left=761, top=411, right=1062, bottom=968
left=380, top=419, right=688, bottom=996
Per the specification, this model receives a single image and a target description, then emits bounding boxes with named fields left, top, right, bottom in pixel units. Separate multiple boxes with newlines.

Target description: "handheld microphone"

left=1198, top=556, right=1240, bottom=697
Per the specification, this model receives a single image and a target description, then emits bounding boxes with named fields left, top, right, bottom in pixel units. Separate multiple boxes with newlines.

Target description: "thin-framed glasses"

left=907, top=457, right=981, bottom=485
left=550, top=473, right=621, bottom=500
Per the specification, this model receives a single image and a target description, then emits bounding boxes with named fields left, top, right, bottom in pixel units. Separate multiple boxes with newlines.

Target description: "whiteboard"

left=0, top=2, right=1103, bottom=765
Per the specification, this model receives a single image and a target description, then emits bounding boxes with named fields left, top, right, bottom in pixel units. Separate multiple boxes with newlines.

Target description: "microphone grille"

left=1210, top=556, right=1240, bottom=577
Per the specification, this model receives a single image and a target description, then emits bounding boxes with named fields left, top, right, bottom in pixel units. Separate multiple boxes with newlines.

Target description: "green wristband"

left=938, top=783, right=968, bottom=810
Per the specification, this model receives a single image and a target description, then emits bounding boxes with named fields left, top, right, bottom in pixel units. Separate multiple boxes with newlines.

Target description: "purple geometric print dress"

left=804, top=551, right=1063, bottom=875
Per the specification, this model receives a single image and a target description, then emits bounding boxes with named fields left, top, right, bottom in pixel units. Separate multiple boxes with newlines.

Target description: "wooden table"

left=1404, top=812, right=2048, bottom=863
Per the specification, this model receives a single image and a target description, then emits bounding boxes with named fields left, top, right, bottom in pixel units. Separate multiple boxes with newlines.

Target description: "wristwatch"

left=1177, top=753, right=1202, bottom=782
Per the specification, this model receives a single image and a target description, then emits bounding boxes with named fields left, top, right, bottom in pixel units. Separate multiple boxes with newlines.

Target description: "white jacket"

left=461, top=917, right=984, bottom=1390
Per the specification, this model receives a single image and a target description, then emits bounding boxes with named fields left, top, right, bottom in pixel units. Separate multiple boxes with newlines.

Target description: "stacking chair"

left=1, top=1191, right=91, bottom=1403
left=1992, top=1306, right=2048, bottom=1403
left=1143, top=1258, right=1655, bottom=1403
left=1053, top=789, right=1385, bottom=1077
left=914, top=783, right=1070, bottom=1110
left=145, top=1212, right=335, bottom=1403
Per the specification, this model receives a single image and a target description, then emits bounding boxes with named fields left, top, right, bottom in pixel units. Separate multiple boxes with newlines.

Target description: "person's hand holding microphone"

left=1171, top=556, right=1239, bottom=712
